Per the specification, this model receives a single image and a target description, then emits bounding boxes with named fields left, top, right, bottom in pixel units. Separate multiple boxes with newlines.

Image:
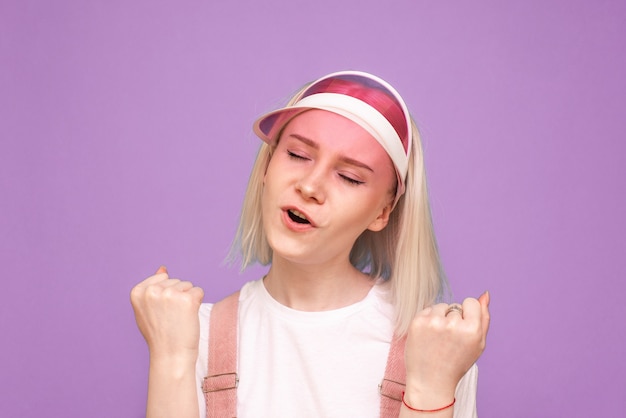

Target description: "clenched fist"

left=403, top=292, right=491, bottom=410
left=130, top=266, right=205, bottom=361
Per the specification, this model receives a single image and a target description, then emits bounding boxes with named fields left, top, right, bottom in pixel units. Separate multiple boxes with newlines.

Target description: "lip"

left=281, top=206, right=317, bottom=231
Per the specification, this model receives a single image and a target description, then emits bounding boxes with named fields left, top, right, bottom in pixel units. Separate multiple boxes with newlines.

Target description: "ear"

left=367, top=203, right=392, bottom=232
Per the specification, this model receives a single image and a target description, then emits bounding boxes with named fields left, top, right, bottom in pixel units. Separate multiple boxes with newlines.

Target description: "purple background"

left=1, top=1, right=625, bottom=417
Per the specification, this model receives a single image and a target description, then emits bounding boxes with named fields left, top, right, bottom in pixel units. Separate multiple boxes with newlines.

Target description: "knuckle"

left=411, top=311, right=432, bottom=326
left=427, top=316, right=446, bottom=331
left=408, top=317, right=425, bottom=334
left=145, top=284, right=162, bottom=300
left=424, top=321, right=438, bottom=332
left=129, top=285, right=142, bottom=302
left=161, top=286, right=176, bottom=299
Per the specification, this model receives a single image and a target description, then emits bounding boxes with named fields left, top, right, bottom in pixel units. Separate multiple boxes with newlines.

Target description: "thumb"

left=155, top=265, right=168, bottom=275
left=478, top=290, right=490, bottom=308
left=478, top=290, right=491, bottom=338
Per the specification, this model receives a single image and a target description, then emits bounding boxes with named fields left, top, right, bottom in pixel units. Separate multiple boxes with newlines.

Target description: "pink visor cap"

left=253, top=70, right=413, bottom=201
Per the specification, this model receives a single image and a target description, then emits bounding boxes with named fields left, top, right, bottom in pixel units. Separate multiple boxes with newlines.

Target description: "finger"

left=461, top=298, right=482, bottom=324
left=172, top=280, right=194, bottom=292
left=444, top=303, right=464, bottom=318
left=155, top=265, right=168, bottom=275
left=188, top=286, right=205, bottom=301
left=429, top=303, right=449, bottom=317
left=160, top=278, right=181, bottom=288
left=415, top=305, right=434, bottom=317
left=136, top=271, right=170, bottom=287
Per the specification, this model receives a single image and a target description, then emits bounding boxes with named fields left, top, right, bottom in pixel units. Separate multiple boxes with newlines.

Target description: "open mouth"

left=287, top=209, right=310, bottom=224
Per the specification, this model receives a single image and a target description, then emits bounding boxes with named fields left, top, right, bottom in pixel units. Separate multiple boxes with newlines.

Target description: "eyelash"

left=286, top=150, right=364, bottom=186
left=340, top=175, right=364, bottom=186
left=287, top=150, right=307, bottom=160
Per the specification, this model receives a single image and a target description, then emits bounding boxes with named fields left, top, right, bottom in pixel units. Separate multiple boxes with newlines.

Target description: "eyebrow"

left=288, top=134, right=374, bottom=173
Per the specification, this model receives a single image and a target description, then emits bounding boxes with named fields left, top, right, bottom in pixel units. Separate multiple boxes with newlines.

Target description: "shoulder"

left=197, top=279, right=262, bottom=372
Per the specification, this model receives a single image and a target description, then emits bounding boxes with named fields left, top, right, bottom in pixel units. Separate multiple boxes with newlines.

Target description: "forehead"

left=279, top=109, right=395, bottom=173
left=281, top=110, right=380, bottom=150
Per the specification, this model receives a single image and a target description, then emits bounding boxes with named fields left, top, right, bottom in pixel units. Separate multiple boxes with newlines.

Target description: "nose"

left=295, top=168, right=326, bottom=204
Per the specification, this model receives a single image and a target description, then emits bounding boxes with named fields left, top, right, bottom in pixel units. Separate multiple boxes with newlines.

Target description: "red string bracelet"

left=401, top=392, right=456, bottom=413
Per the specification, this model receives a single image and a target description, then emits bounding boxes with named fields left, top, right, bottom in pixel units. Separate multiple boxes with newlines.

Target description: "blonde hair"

left=230, top=93, right=448, bottom=337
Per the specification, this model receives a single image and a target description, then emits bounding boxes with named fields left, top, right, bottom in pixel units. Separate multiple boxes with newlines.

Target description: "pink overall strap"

left=379, top=335, right=407, bottom=418
left=202, top=291, right=240, bottom=418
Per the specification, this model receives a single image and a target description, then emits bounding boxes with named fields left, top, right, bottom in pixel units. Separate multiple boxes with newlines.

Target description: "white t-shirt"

left=195, top=279, right=478, bottom=418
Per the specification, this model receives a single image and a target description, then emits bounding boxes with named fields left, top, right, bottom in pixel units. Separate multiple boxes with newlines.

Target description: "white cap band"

left=293, top=93, right=409, bottom=179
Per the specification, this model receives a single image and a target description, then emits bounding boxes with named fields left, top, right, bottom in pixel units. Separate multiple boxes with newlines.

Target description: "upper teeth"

left=290, top=209, right=308, bottom=221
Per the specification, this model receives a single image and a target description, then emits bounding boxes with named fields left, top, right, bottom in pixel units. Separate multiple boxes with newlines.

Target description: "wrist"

left=402, top=391, right=455, bottom=414
left=402, top=386, right=455, bottom=413
left=149, top=349, right=198, bottom=377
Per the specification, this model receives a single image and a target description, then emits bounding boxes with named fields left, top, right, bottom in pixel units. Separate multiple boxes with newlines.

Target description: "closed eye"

left=287, top=149, right=363, bottom=185
left=339, top=174, right=364, bottom=185
left=287, top=150, right=308, bottom=160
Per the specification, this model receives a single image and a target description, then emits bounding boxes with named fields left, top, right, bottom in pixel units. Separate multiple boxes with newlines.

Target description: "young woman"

left=131, top=71, right=490, bottom=418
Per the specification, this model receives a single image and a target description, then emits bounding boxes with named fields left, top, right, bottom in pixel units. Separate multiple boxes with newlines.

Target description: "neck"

left=263, top=257, right=375, bottom=311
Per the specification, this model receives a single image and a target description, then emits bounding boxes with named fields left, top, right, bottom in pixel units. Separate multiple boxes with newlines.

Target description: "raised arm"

left=131, top=266, right=204, bottom=418
left=400, top=292, right=491, bottom=418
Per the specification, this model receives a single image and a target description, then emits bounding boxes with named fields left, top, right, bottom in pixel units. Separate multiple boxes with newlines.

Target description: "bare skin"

left=399, top=294, right=490, bottom=417
left=131, top=266, right=203, bottom=418
left=130, top=110, right=491, bottom=417
left=131, top=269, right=489, bottom=418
